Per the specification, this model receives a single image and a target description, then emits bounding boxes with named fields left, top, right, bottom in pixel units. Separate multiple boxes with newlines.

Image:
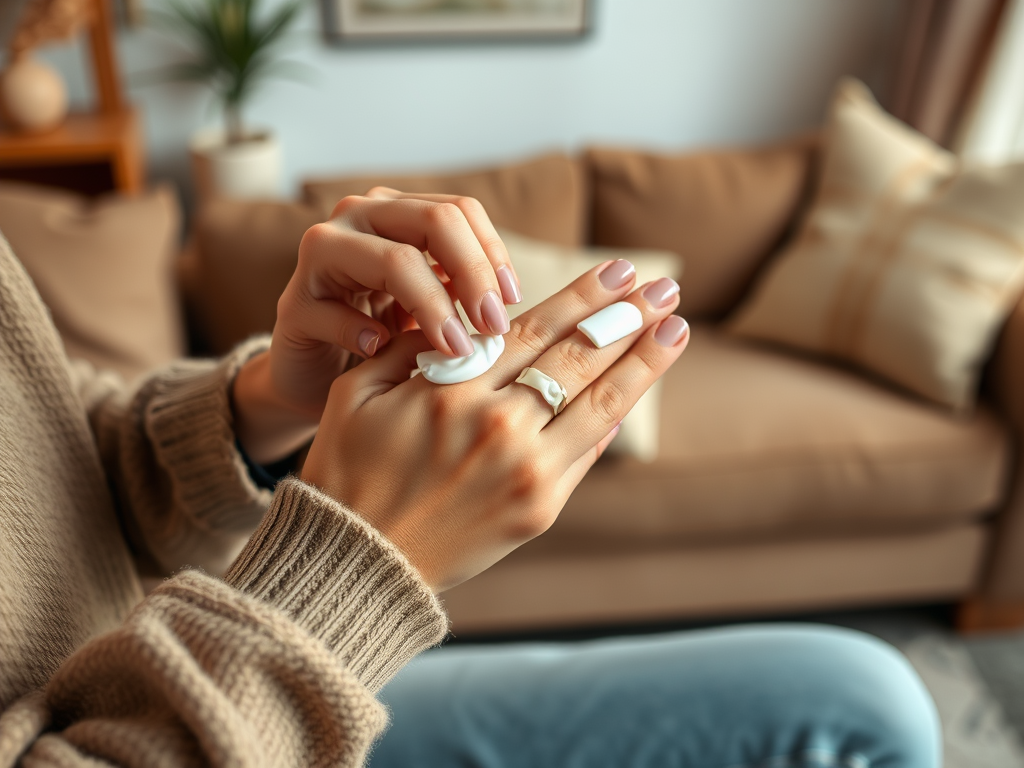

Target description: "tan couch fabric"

left=302, top=152, right=587, bottom=248
left=587, top=136, right=816, bottom=320
left=186, top=199, right=322, bottom=355
left=729, top=79, right=1024, bottom=410
left=0, top=183, right=184, bottom=379
left=534, top=327, right=1010, bottom=549
left=443, top=523, right=987, bottom=632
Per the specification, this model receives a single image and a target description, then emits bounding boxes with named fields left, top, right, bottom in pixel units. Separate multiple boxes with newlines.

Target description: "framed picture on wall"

left=324, top=0, right=590, bottom=43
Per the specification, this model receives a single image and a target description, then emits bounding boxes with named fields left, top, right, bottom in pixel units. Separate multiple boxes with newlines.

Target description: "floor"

left=448, top=604, right=1024, bottom=768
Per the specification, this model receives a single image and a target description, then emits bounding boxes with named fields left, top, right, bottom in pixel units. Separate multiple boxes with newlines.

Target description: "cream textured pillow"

left=728, top=78, right=1024, bottom=410
left=458, top=229, right=682, bottom=462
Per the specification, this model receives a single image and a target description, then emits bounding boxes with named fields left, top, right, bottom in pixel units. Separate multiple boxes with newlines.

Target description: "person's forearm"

left=232, top=351, right=321, bottom=465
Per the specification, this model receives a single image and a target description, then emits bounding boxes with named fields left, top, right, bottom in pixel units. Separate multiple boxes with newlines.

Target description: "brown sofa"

left=180, top=138, right=1024, bottom=635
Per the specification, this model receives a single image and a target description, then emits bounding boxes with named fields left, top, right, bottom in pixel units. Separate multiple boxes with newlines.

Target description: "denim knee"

left=788, top=626, right=942, bottom=768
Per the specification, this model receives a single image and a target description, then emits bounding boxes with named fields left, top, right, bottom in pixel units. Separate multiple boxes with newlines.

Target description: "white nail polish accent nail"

left=577, top=302, right=643, bottom=348
left=413, top=334, right=505, bottom=384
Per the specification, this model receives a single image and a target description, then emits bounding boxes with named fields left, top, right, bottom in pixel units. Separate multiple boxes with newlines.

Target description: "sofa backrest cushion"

left=302, top=152, right=587, bottom=248
left=0, top=182, right=184, bottom=380
left=586, top=136, right=818, bottom=320
left=183, top=199, right=322, bottom=355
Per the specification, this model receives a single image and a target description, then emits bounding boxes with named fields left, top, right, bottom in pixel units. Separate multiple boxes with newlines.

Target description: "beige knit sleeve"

left=0, top=477, right=449, bottom=767
left=69, top=338, right=275, bottom=577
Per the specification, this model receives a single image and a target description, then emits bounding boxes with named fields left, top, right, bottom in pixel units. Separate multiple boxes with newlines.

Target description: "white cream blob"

left=413, top=334, right=505, bottom=384
left=577, top=302, right=644, bottom=348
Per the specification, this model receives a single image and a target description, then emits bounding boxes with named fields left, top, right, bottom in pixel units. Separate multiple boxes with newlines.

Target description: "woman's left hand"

left=231, top=189, right=522, bottom=464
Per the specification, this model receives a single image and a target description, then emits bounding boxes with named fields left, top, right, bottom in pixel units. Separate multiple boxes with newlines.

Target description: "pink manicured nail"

left=643, top=277, right=680, bottom=309
left=480, top=290, right=510, bottom=335
left=599, top=260, right=636, bottom=290
left=655, top=315, right=689, bottom=347
left=497, top=265, right=522, bottom=304
left=443, top=316, right=474, bottom=357
left=358, top=329, right=380, bottom=357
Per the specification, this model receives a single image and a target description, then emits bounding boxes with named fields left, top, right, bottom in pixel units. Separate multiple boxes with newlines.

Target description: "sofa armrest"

left=980, top=294, right=1024, bottom=600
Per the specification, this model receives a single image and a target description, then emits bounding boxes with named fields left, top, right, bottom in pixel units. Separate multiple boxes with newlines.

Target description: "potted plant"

left=151, top=0, right=305, bottom=201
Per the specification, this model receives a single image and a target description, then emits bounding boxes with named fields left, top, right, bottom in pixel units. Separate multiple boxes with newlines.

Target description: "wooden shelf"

left=0, top=0, right=144, bottom=196
left=0, top=108, right=144, bottom=195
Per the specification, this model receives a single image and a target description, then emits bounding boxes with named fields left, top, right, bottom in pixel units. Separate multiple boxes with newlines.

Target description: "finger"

left=302, top=223, right=472, bottom=358
left=556, top=422, right=621, bottom=496
left=366, top=187, right=522, bottom=305
left=340, top=329, right=435, bottom=405
left=283, top=290, right=390, bottom=359
left=505, top=278, right=680, bottom=426
left=334, top=196, right=510, bottom=337
left=544, top=315, right=690, bottom=466
left=484, top=258, right=639, bottom=384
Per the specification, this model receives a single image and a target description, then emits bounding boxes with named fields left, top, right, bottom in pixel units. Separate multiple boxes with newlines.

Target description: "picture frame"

left=323, top=0, right=590, bottom=44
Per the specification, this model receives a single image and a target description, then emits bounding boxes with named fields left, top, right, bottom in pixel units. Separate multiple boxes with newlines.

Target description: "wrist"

left=231, top=351, right=321, bottom=465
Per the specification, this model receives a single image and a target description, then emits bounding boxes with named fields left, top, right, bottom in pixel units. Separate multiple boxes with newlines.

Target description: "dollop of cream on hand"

left=413, top=334, right=505, bottom=384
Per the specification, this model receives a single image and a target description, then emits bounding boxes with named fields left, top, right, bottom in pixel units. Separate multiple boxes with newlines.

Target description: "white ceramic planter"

left=189, top=128, right=282, bottom=203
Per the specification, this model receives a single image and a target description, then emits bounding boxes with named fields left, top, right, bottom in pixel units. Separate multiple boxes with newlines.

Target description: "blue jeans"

left=368, top=625, right=941, bottom=768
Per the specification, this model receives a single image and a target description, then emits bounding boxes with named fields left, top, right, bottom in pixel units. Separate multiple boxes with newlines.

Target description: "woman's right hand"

left=300, top=261, right=690, bottom=593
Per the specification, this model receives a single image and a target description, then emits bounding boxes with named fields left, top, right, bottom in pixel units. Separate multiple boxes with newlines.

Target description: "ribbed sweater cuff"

left=145, top=336, right=273, bottom=531
left=224, top=476, right=449, bottom=692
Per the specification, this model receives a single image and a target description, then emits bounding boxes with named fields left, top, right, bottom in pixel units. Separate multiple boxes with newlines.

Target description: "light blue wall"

left=40, top=0, right=899, bottom=198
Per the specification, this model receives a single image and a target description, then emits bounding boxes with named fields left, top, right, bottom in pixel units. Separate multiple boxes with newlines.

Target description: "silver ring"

left=515, top=367, right=568, bottom=416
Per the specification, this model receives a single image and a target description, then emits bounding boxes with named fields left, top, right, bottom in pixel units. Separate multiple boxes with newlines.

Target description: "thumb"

left=345, top=330, right=435, bottom=404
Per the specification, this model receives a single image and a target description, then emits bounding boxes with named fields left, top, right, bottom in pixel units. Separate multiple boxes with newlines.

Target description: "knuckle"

left=586, top=379, right=630, bottom=424
left=381, top=241, right=423, bottom=272
left=553, top=341, right=596, bottom=380
left=452, top=195, right=485, bottom=216
left=507, top=314, right=553, bottom=353
left=507, top=456, right=548, bottom=501
left=365, top=185, right=398, bottom=198
left=425, top=202, right=464, bottom=227
left=479, top=404, right=521, bottom=441
left=427, top=387, right=462, bottom=427
left=298, top=221, right=333, bottom=260
left=509, top=505, right=554, bottom=541
left=635, top=344, right=663, bottom=376
left=329, top=195, right=363, bottom=219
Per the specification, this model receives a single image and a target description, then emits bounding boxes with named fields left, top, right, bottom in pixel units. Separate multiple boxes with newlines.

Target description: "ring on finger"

left=515, top=367, right=568, bottom=416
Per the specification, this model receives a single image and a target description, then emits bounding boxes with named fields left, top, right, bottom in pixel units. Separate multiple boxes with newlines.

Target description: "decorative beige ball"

left=0, top=55, right=68, bottom=133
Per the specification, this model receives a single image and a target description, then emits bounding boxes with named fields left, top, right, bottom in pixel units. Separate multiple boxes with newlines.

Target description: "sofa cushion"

left=0, top=182, right=184, bottom=379
left=728, top=78, right=1024, bottom=410
left=537, top=326, right=1011, bottom=549
left=182, top=199, right=323, bottom=355
left=302, top=152, right=587, bottom=248
left=587, top=135, right=816, bottom=320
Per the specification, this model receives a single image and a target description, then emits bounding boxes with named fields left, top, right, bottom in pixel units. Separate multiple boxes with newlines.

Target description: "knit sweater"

left=0, top=233, right=448, bottom=766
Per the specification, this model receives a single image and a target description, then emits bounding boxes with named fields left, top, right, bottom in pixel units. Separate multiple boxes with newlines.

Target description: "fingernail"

left=599, top=259, right=636, bottom=290
left=481, top=290, right=510, bottom=335
left=497, top=265, right=522, bottom=304
left=358, top=329, right=380, bottom=357
left=443, top=315, right=475, bottom=357
left=577, top=301, right=643, bottom=348
left=655, top=315, right=689, bottom=347
left=643, top=277, right=680, bottom=309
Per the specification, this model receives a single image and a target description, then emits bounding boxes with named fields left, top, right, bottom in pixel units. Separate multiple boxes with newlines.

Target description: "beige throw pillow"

left=728, top=79, right=1024, bottom=409
left=0, top=183, right=185, bottom=380
left=459, top=229, right=682, bottom=462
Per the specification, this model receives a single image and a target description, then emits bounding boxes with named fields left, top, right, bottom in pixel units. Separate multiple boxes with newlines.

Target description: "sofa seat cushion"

left=540, top=326, right=1012, bottom=549
left=302, top=152, right=586, bottom=248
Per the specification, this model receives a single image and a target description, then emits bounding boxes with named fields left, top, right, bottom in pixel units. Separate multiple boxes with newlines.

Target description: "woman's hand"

left=300, top=260, right=690, bottom=593
left=232, top=189, right=523, bottom=464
